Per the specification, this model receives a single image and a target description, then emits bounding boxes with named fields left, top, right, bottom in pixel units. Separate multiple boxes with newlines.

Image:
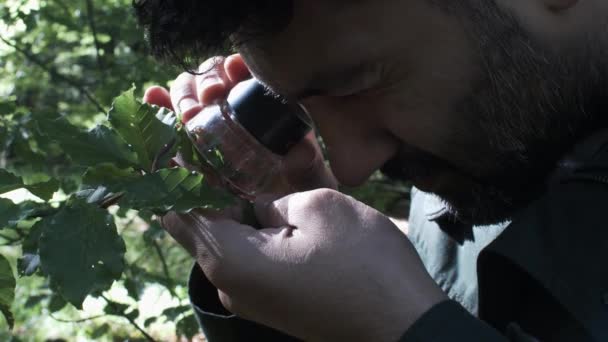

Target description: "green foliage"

left=108, top=87, right=178, bottom=172
left=39, top=202, right=126, bottom=308
left=0, top=254, right=15, bottom=329
left=0, top=0, right=408, bottom=340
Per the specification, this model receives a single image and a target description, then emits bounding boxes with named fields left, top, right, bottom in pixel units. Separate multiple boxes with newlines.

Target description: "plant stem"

left=151, top=239, right=177, bottom=297
left=50, top=313, right=106, bottom=323
left=101, top=294, right=157, bottom=342
left=151, top=138, right=176, bottom=173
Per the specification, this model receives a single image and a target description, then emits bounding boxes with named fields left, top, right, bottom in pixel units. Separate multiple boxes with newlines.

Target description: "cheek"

left=303, top=98, right=399, bottom=187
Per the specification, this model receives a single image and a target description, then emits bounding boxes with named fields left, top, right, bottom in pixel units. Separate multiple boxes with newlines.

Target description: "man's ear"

left=543, top=0, right=578, bottom=12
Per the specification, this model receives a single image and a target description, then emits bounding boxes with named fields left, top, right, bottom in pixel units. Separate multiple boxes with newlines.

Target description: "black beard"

left=386, top=1, right=608, bottom=225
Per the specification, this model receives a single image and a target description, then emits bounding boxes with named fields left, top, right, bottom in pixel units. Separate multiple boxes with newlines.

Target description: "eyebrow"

left=289, top=62, right=374, bottom=101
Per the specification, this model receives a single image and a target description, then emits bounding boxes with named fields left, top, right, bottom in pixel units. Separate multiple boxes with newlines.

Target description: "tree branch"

left=151, top=138, right=176, bottom=173
left=0, top=35, right=107, bottom=114
left=151, top=239, right=177, bottom=297
left=50, top=313, right=107, bottom=323
left=101, top=295, right=157, bottom=342
left=85, top=0, right=104, bottom=70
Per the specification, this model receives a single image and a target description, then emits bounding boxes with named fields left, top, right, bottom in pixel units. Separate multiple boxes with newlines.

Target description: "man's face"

left=236, top=0, right=607, bottom=224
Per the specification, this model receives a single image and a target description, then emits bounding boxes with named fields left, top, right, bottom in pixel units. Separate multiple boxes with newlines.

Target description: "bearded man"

left=135, top=0, right=608, bottom=340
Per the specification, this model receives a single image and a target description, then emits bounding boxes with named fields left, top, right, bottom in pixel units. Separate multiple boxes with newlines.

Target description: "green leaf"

left=24, top=179, right=60, bottom=201
left=39, top=202, right=126, bottom=308
left=162, top=305, right=191, bottom=321
left=119, top=168, right=234, bottom=213
left=90, top=323, right=110, bottom=339
left=0, top=169, right=59, bottom=201
left=108, top=88, right=178, bottom=171
left=104, top=301, right=129, bottom=316
left=0, top=170, right=23, bottom=195
left=0, top=254, right=15, bottom=329
left=0, top=101, right=16, bottom=115
left=0, top=199, right=21, bottom=230
left=24, top=294, right=47, bottom=309
left=143, top=316, right=157, bottom=328
left=0, top=200, right=54, bottom=230
left=176, top=314, right=199, bottom=339
left=81, top=164, right=139, bottom=191
left=18, top=220, right=45, bottom=277
left=35, top=118, right=139, bottom=168
left=48, top=293, right=67, bottom=313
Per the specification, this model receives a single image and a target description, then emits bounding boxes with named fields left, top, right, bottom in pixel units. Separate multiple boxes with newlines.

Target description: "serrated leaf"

left=0, top=254, right=15, bottom=329
left=176, top=314, right=199, bottom=339
left=108, top=88, right=178, bottom=171
left=35, top=118, right=138, bottom=168
left=119, top=168, right=234, bottom=213
left=39, top=202, right=126, bottom=308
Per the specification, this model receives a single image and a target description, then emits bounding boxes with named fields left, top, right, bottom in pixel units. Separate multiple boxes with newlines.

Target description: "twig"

left=85, top=0, right=104, bottom=70
left=100, top=192, right=125, bottom=209
left=50, top=313, right=107, bottom=323
left=151, top=139, right=176, bottom=173
left=151, top=240, right=177, bottom=297
left=0, top=35, right=106, bottom=114
left=101, top=295, right=157, bottom=342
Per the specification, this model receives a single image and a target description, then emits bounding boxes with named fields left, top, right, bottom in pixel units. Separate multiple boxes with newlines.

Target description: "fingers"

left=160, top=210, right=271, bottom=290
left=195, top=56, right=232, bottom=105
left=170, top=72, right=202, bottom=123
left=143, top=86, right=173, bottom=109
left=170, top=55, right=250, bottom=123
left=283, top=132, right=338, bottom=191
left=225, top=54, right=251, bottom=84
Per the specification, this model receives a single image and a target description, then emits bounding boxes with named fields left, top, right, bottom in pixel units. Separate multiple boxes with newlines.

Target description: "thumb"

left=161, top=211, right=271, bottom=289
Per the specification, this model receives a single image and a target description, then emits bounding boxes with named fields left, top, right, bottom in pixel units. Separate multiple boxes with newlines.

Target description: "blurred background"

left=0, top=0, right=409, bottom=340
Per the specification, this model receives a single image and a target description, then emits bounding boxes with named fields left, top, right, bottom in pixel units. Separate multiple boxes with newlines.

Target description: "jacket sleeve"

left=400, top=300, right=538, bottom=342
left=188, top=264, right=301, bottom=342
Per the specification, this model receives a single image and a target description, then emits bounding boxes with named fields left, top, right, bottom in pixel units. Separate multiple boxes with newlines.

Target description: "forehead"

left=237, top=0, right=435, bottom=97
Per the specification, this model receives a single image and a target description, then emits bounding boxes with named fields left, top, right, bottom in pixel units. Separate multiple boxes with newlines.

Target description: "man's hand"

left=144, top=54, right=337, bottom=192
left=162, top=189, right=447, bottom=341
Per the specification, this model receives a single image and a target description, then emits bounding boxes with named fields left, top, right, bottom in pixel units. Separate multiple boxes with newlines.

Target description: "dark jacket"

left=188, top=129, right=608, bottom=341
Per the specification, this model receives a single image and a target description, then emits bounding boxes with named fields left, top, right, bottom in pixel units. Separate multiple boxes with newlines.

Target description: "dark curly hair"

left=133, top=0, right=294, bottom=70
